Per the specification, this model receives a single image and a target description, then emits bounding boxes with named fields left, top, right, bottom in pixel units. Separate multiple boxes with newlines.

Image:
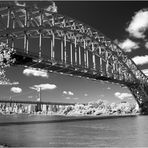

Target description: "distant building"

left=27, top=104, right=32, bottom=113
left=36, top=97, right=42, bottom=112
left=42, top=104, right=47, bottom=113
left=35, top=103, right=42, bottom=112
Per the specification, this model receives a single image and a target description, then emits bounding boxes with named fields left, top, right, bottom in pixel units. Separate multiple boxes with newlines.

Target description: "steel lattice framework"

left=0, top=2, right=148, bottom=112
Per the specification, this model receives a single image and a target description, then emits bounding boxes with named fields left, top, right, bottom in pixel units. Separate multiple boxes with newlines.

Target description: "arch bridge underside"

left=0, top=3, right=148, bottom=114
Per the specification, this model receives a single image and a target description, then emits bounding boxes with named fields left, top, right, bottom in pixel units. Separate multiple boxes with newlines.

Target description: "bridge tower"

left=36, top=87, right=42, bottom=112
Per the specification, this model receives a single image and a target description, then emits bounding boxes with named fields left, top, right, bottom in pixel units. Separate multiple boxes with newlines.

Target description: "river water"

left=0, top=115, right=148, bottom=147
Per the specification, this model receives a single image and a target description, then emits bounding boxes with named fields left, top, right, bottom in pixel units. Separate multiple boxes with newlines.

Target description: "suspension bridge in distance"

left=0, top=1, right=148, bottom=114
left=0, top=99, right=75, bottom=106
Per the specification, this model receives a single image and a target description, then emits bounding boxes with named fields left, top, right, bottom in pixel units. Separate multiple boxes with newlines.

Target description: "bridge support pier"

left=139, top=102, right=148, bottom=115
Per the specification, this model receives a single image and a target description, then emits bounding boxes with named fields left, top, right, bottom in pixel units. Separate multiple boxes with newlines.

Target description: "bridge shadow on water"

left=0, top=115, right=137, bottom=126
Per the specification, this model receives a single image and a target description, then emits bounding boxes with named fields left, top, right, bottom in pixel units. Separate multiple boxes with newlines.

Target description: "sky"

left=1, top=1, right=148, bottom=104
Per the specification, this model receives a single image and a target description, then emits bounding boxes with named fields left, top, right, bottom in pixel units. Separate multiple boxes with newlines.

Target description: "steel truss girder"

left=0, top=26, right=133, bottom=83
left=0, top=2, right=148, bottom=106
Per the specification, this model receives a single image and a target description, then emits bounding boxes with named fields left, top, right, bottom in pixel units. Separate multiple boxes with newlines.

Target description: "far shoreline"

left=0, top=113, right=139, bottom=125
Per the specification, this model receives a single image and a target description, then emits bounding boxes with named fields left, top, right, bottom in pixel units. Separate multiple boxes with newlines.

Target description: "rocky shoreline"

left=0, top=113, right=138, bottom=126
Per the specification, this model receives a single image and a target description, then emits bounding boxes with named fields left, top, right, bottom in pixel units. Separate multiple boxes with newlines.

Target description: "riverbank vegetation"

left=0, top=99, right=139, bottom=116
left=57, top=100, right=138, bottom=116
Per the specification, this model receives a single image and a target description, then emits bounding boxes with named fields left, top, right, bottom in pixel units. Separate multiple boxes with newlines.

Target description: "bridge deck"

left=0, top=100, right=76, bottom=105
left=13, top=52, right=134, bottom=87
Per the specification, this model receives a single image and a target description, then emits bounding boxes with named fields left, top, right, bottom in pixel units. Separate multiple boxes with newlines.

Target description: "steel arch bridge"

left=0, top=2, right=148, bottom=114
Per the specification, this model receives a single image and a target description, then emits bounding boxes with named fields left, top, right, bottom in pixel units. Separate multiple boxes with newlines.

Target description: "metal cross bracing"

left=0, top=2, right=148, bottom=111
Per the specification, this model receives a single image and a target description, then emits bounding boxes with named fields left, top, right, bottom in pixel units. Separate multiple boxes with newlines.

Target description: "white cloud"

left=115, top=92, right=133, bottom=100
left=63, top=91, right=74, bottom=96
left=65, top=97, right=78, bottom=100
left=142, top=69, right=148, bottom=76
left=14, top=1, right=26, bottom=7
left=145, top=42, right=148, bottom=49
left=132, top=55, right=148, bottom=65
left=107, top=87, right=111, bottom=90
left=23, top=68, right=48, bottom=78
left=84, top=93, right=88, bottom=97
left=126, top=9, right=148, bottom=38
left=11, top=82, right=19, bottom=85
left=65, top=97, right=71, bottom=100
left=6, top=81, right=19, bottom=86
left=63, top=91, right=68, bottom=95
left=11, top=87, right=22, bottom=93
left=118, top=39, right=139, bottom=52
left=68, top=91, right=74, bottom=96
left=45, top=2, right=57, bottom=13
left=28, top=96, right=33, bottom=99
left=30, top=83, right=56, bottom=91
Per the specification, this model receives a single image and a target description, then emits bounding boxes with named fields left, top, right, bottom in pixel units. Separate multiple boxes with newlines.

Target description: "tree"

left=0, top=43, right=15, bottom=85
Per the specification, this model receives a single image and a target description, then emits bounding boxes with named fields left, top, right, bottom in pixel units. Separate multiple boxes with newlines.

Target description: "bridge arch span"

left=0, top=2, right=148, bottom=113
